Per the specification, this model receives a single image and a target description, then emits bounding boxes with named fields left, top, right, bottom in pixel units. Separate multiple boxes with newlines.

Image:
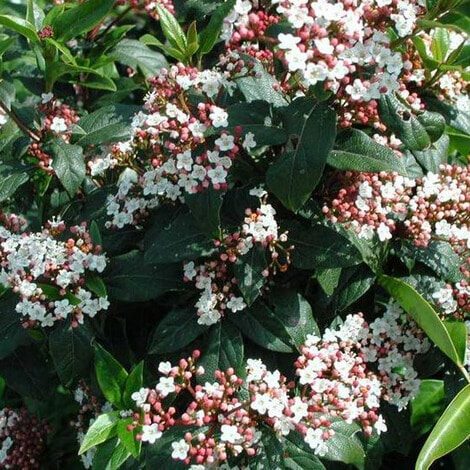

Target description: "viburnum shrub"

left=0, top=1, right=469, bottom=469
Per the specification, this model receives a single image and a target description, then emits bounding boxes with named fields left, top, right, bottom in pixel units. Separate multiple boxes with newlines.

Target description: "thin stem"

left=0, top=98, right=40, bottom=142
left=459, top=365, right=470, bottom=384
left=96, top=6, right=132, bottom=41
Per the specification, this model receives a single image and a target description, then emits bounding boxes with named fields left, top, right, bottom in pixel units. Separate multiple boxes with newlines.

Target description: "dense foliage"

left=0, top=0, right=469, bottom=468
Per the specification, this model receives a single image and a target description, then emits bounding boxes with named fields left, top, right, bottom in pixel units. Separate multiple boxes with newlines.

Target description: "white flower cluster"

left=0, top=410, right=16, bottom=465
left=223, top=0, right=425, bottom=102
left=184, top=195, right=287, bottom=325
left=0, top=223, right=109, bottom=328
left=101, top=65, right=252, bottom=229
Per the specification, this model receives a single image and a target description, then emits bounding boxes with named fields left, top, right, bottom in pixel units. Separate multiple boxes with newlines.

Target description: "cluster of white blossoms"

left=86, top=64, right=255, bottom=229
left=184, top=191, right=290, bottom=325
left=0, top=220, right=109, bottom=328
left=324, top=165, right=470, bottom=249
left=223, top=0, right=425, bottom=102
left=128, top=302, right=429, bottom=465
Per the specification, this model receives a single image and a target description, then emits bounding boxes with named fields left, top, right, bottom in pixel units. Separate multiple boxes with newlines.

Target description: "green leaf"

left=75, top=105, right=139, bottom=146
left=412, top=133, right=449, bottom=173
left=328, top=129, right=407, bottom=174
left=123, top=362, right=144, bottom=409
left=50, top=139, right=86, bottom=196
left=431, top=28, right=450, bottom=62
left=185, top=21, right=199, bottom=57
left=0, top=15, right=39, bottom=43
left=92, top=438, right=131, bottom=470
left=226, top=101, right=288, bottom=147
left=378, top=275, right=464, bottom=366
left=185, top=188, right=224, bottom=236
left=0, top=292, right=30, bottom=360
left=398, top=240, right=462, bottom=283
left=267, top=99, right=336, bottom=211
left=230, top=301, right=294, bottom=353
left=270, top=289, right=319, bottom=348
left=0, top=165, right=29, bottom=202
left=90, top=220, right=103, bottom=245
left=411, top=379, right=446, bottom=436
left=117, top=418, right=141, bottom=458
left=85, top=273, right=107, bottom=298
left=199, top=322, right=244, bottom=381
left=79, top=411, right=120, bottom=455
left=110, top=39, right=167, bottom=78
left=286, top=221, right=362, bottom=270
left=199, top=0, right=235, bottom=54
left=379, top=94, right=445, bottom=151
left=444, top=321, right=468, bottom=366
left=50, top=0, right=115, bottom=41
left=284, top=433, right=327, bottom=470
left=144, top=210, right=215, bottom=264
left=95, top=344, right=128, bottom=408
left=236, top=57, right=288, bottom=107
left=315, top=268, right=342, bottom=296
left=323, top=420, right=365, bottom=469
left=155, top=5, right=187, bottom=51
left=149, top=307, right=208, bottom=354
left=103, top=251, right=183, bottom=303
left=49, top=323, right=94, bottom=386
left=233, top=245, right=267, bottom=306
left=416, top=384, right=470, bottom=470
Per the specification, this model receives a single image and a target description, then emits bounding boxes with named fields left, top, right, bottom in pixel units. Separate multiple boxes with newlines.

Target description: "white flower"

left=176, top=150, right=193, bottom=171
left=304, top=428, right=328, bottom=456
left=41, top=92, right=54, bottom=104
left=207, top=166, right=228, bottom=185
left=226, top=296, right=246, bottom=312
left=242, top=132, right=257, bottom=150
left=315, top=37, right=334, bottom=55
left=220, top=424, right=242, bottom=444
left=246, top=358, right=266, bottom=382
left=209, top=106, right=229, bottom=128
left=171, top=439, right=190, bottom=460
left=290, top=397, right=308, bottom=422
left=141, top=423, right=162, bottom=444
left=278, top=33, right=301, bottom=50
left=215, top=134, right=235, bottom=151
left=156, top=376, right=175, bottom=397
left=50, top=116, right=67, bottom=133
left=131, top=387, right=149, bottom=407
left=374, top=415, right=387, bottom=434
left=377, top=223, right=392, bottom=241
left=158, top=361, right=172, bottom=375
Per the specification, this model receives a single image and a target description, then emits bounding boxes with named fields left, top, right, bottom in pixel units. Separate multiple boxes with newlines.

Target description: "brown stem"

left=0, top=98, right=40, bottom=142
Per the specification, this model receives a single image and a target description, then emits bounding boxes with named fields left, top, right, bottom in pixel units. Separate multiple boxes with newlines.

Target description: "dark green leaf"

left=199, top=322, right=244, bottom=381
left=110, top=39, right=167, bottom=78
left=230, top=301, right=294, bottom=353
left=95, top=344, right=128, bottom=408
left=286, top=221, right=362, bottom=269
left=267, top=99, right=336, bottom=211
left=149, top=307, right=208, bottom=354
left=49, top=323, right=94, bottom=386
left=144, top=211, right=215, bottom=264
left=328, top=129, right=407, bottom=174
left=0, top=15, right=39, bottom=43
left=103, top=251, right=183, bottom=302
left=123, top=362, right=144, bottom=409
left=0, top=292, right=30, bottom=359
left=79, top=411, right=120, bottom=455
left=185, top=188, right=224, bottom=236
left=50, top=0, right=115, bottom=41
left=92, top=438, right=131, bottom=470
left=0, top=165, right=29, bottom=202
left=233, top=245, right=267, bottom=306
left=199, top=0, right=235, bottom=54
left=411, top=379, right=446, bottom=436
left=51, top=139, right=86, bottom=196
left=416, top=384, right=470, bottom=470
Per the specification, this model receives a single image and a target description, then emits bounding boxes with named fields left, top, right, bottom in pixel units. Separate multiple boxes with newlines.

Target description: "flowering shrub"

left=0, top=0, right=468, bottom=469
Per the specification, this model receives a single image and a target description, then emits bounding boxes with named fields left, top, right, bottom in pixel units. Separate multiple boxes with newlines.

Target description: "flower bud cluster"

left=96, top=65, right=252, bottom=228
left=0, top=408, right=49, bottom=469
left=128, top=304, right=427, bottom=466
left=183, top=191, right=291, bottom=325
left=0, top=218, right=109, bottom=328
left=117, top=0, right=175, bottom=19
left=28, top=94, right=79, bottom=171
left=323, top=165, right=470, bottom=248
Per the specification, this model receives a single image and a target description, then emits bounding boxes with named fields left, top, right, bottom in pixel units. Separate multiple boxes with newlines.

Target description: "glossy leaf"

left=79, top=411, right=120, bottom=455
